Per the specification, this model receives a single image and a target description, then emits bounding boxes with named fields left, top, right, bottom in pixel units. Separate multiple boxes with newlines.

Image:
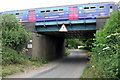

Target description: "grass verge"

left=2, top=46, right=49, bottom=77
left=2, top=58, right=48, bottom=77
left=80, top=49, right=94, bottom=78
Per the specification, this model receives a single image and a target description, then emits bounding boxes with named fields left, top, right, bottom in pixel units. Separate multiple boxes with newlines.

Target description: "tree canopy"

left=2, top=14, right=31, bottom=52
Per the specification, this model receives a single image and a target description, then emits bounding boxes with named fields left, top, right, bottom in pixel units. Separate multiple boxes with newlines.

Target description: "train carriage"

left=2, top=2, right=118, bottom=22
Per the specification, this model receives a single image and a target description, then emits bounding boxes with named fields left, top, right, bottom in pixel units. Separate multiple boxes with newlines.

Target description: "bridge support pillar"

left=32, top=33, right=65, bottom=60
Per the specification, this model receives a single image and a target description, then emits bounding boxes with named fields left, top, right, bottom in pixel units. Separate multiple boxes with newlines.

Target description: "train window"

left=16, top=13, right=23, bottom=15
left=84, top=7, right=90, bottom=13
left=59, top=9, right=63, bottom=11
left=53, top=9, right=64, bottom=15
left=15, top=13, right=24, bottom=18
left=90, top=7, right=96, bottom=9
left=16, top=13, right=19, bottom=15
left=41, top=11, right=45, bottom=13
left=46, top=10, right=50, bottom=12
left=59, top=9, right=64, bottom=15
left=53, top=10, right=58, bottom=15
left=110, top=6, right=112, bottom=9
left=53, top=10, right=58, bottom=12
left=40, top=11, right=45, bottom=16
left=99, top=6, right=104, bottom=9
left=40, top=10, right=50, bottom=16
left=84, top=7, right=89, bottom=9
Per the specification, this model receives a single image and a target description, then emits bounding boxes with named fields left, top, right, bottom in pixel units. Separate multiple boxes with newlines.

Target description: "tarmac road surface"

left=29, top=49, right=88, bottom=78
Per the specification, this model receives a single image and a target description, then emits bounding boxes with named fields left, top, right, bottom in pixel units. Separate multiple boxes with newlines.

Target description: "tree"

left=2, top=14, right=31, bottom=52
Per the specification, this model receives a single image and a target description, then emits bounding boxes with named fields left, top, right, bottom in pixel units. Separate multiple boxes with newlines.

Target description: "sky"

left=0, top=0, right=119, bottom=12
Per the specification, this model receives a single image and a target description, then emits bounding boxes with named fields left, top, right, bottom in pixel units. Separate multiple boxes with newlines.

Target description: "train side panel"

left=2, top=2, right=118, bottom=22
left=78, top=3, right=113, bottom=19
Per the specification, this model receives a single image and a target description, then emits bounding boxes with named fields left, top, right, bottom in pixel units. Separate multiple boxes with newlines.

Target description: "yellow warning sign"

left=59, top=24, right=68, bottom=32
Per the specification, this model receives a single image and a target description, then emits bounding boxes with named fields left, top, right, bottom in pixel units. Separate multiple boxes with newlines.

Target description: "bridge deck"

left=35, top=19, right=96, bottom=26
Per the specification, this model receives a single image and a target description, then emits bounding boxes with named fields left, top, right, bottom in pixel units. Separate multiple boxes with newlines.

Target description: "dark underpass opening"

left=32, top=30, right=95, bottom=60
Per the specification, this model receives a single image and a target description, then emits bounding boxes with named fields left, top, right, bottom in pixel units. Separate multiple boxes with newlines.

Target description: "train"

left=2, top=2, right=118, bottom=22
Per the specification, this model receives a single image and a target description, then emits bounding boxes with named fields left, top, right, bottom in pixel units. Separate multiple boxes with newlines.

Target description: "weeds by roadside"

left=81, top=11, right=120, bottom=79
left=2, top=58, right=48, bottom=77
left=64, top=49, right=70, bottom=56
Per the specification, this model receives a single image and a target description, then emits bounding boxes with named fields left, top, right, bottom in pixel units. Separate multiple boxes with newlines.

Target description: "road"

left=29, top=49, right=88, bottom=78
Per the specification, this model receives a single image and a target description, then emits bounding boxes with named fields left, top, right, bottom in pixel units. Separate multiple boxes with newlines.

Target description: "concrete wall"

left=22, top=22, right=36, bottom=32
left=32, top=33, right=65, bottom=60
left=96, top=18, right=109, bottom=30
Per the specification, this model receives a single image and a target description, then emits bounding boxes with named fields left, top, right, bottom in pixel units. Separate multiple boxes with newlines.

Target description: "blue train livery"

left=1, top=2, right=118, bottom=22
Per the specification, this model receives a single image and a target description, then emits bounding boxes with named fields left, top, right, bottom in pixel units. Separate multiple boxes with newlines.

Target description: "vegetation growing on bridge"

left=81, top=11, right=120, bottom=79
left=1, top=15, right=48, bottom=77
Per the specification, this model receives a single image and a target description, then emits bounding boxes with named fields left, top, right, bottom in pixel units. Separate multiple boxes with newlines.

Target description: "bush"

left=81, top=38, right=94, bottom=51
left=2, top=14, right=31, bottom=52
left=29, top=57, right=48, bottom=64
left=1, top=15, right=31, bottom=65
left=82, top=11, right=120, bottom=79
left=2, top=46, right=28, bottom=65
left=64, top=50, right=70, bottom=56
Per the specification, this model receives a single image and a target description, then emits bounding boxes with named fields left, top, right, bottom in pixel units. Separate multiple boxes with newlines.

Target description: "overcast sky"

left=0, top=0, right=119, bottom=12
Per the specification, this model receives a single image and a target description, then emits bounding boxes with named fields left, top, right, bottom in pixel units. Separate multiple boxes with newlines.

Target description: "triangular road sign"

left=59, top=24, right=68, bottom=32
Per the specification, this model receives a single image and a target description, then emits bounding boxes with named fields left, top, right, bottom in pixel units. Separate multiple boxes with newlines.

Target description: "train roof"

left=3, top=1, right=115, bottom=13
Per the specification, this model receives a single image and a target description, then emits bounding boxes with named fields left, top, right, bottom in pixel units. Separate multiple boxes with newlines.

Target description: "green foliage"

left=2, top=46, right=48, bottom=76
left=65, top=38, right=93, bottom=50
left=2, top=14, right=31, bottom=52
left=29, top=57, right=48, bottom=64
left=65, top=39, right=83, bottom=49
left=2, top=46, right=29, bottom=65
left=0, top=15, right=2, bottom=30
left=80, top=38, right=94, bottom=51
left=0, top=15, right=2, bottom=54
left=82, top=11, right=120, bottom=79
left=1, top=14, right=31, bottom=65
left=2, top=64, right=27, bottom=77
left=1, top=15, right=49, bottom=77
left=2, top=68, right=17, bottom=77
left=64, top=49, right=70, bottom=56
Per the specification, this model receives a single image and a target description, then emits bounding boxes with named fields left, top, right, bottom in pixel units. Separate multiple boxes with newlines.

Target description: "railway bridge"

left=2, top=2, right=117, bottom=60
left=22, top=17, right=107, bottom=60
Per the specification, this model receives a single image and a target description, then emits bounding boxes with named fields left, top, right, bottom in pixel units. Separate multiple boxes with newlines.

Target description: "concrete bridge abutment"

left=32, top=33, right=65, bottom=60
